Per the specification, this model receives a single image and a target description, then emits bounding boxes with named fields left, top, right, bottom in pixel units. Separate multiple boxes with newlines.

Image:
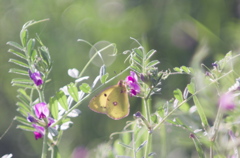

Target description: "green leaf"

left=8, top=49, right=26, bottom=59
left=79, top=83, right=91, bottom=93
left=146, top=60, right=160, bottom=68
left=56, top=91, right=68, bottom=110
left=30, top=49, right=37, bottom=62
left=181, top=66, right=191, bottom=74
left=9, top=59, right=29, bottom=68
left=11, top=83, right=35, bottom=89
left=193, top=96, right=209, bottom=130
left=16, top=97, right=30, bottom=112
left=133, top=48, right=143, bottom=59
left=17, top=107, right=28, bottom=117
left=16, top=125, right=35, bottom=132
left=20, top=28, right=28, bottom=47
left=130, top=65, right=141, bottom=73
left=173, top=89, right=183, bottom=102
left=7, top=41, right=24, bottom=51
left=27, top=38, right=35, bottom=56
left=49, top=96, right=59, bottom=120
left=173, top=89, right=189, bottom=112
left=9, top=68, right=29, bottom=76
left=16, top=102, right=30, bottom=111
left=100, top=73, right=109, bottom=84
left=12, top=78, right=33, bottom=85
left=173, top=67, right=182, bottom=73
left=187, top=82, right=195, bottom=94
left=67, top=83, right=79, bottom=102
left=145, top=49, right=156, bottom=61
left=39, top=46, right=51, bottom=66
left=14, top=116, right=32, bottom=126
left=17, top=89, right=30, bottom=101
left=132, top=55, right=142, bottom=66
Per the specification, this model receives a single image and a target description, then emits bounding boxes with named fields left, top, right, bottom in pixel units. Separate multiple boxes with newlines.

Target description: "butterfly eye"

left=104, top=93, right=107, bottom=97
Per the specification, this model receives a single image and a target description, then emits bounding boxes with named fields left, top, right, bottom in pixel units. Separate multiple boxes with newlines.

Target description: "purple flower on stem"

left=125, top=71, right=141, bottom=96
left=33, top=124, right=45, bottom=140
left=34, top=102, right=49, bottom=119
left=29, top=70, right=43, bottom=86
left=219, top=92, right=236, bottom=111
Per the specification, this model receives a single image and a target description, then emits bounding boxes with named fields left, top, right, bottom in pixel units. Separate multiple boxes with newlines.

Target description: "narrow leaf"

left=133, top=48, right=143, bottom=58
left=130, top=65, right=141, bottom=73
left=12, top=78, right=33, bottom=85
left=16, top=125, right=35, bottom=132
left=181, top=66, right=191, bottom=74
left=173, top=89, right=189, bottom=112
left=6, top=41, right=24, bottom=51
left=9, top=68, right=29, bottom=76
left=132, top=55, right=142, bottom=65
left=16, top=95, right=30, bottom=110
left=20, top=29, right=28, bottom=46
left=67, top=83, right=79, bottom=102
left=8, top=49, right=26, bottom=59
left=16, top=102, right=30, bottom=111
left=9, top=59, right=29, bottom=68
left=14, top=116, right=32, bottom=126
left=79, top=83, right=91, bottom=93
left=146, top=60, right=160, bottom=68
left=193, top=96, right=209, bottom=130
left=187, top=82, right=195, bottom=94
left=49, top=96, right=59, bottom=120
left=27, top=38, right=35, bottom=56
left=173, top=89, right=183, bottom=102
left=17, top=107, right=28, bottom=117
left=17, top=89, right=30, bottom=102
left=146, top=49, right=156, bottom=61
left=11, top=83, right=35, bottom=89
left=173, top=67, right=182, bottom=73
left=56, top=91, right=68, bottom=110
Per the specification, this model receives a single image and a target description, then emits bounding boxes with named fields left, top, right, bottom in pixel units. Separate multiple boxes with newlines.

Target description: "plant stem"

left=41, top=127, right=49, bottom=158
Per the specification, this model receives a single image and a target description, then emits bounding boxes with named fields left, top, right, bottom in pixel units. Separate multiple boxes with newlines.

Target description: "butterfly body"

left=88, top=80, right=130, bottom=120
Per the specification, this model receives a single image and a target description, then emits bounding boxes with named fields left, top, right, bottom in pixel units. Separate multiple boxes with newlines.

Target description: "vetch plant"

left=6, top=19, right=240, bottom=158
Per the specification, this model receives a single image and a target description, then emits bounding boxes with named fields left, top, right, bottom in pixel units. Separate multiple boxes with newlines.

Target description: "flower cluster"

left=125, top=71, right=141, bottom=96
left=27, top=102, right=54, bottom=140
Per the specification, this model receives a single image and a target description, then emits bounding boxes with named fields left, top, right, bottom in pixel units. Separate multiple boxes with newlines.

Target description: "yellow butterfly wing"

left=106, top=82, right=130, bottom=120
left=88, top=81, right=130, bottom=120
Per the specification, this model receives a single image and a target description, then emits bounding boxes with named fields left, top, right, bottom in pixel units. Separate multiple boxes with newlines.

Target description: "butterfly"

left=88, top=80, right=130, bottom=120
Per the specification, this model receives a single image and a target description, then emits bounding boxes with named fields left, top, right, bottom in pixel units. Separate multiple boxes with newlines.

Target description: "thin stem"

left=41, top=127, right=49, bottom=158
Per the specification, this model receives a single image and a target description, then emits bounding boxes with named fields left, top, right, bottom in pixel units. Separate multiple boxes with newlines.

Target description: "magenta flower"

left=29, top=70, right=43, bottom=86
left=34, top=102, right=49, bottom=119
left=33, top=124, right=45, bottom=140
left=219, top=92, right=236, bottom=111
left=125, top=71, right=141, bottom=96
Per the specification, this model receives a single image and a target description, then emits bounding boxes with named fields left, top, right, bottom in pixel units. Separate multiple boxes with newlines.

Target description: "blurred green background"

left=1, top=0, right=240, bottom=157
